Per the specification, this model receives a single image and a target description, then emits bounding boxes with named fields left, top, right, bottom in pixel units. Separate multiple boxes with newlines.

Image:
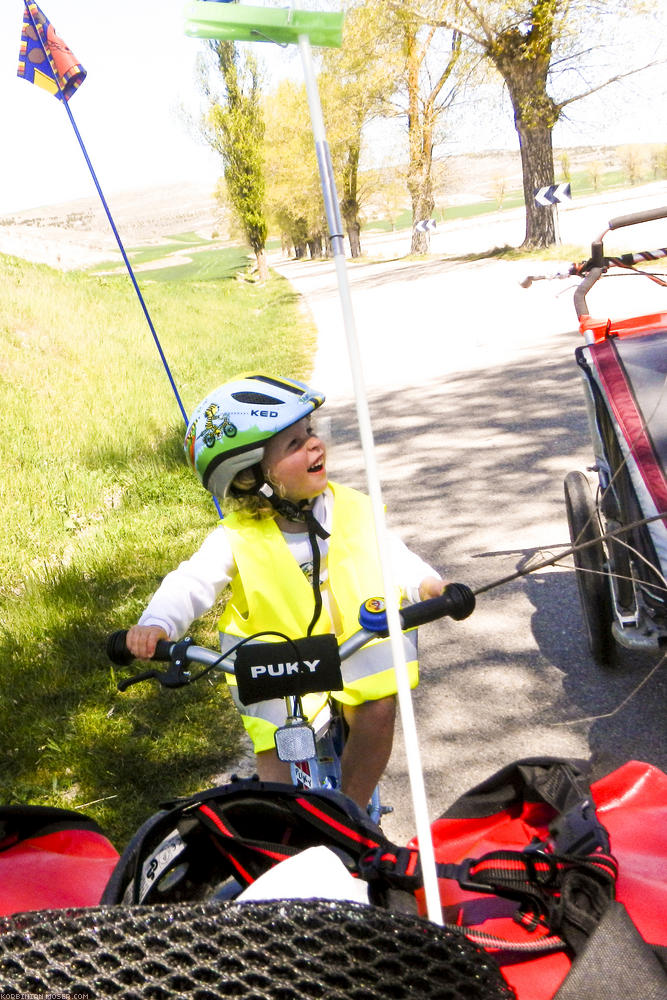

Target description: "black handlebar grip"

left=153, top=639, right=175, bottom=662
left=399, top=583, right=476, bottom=630
left=106, top=629, right=135, bottom=666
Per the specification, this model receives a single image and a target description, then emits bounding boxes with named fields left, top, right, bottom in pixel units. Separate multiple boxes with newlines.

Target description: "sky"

left=1, top=1, right=666, bottom=217
left=0, top=0, right=260, bottom=214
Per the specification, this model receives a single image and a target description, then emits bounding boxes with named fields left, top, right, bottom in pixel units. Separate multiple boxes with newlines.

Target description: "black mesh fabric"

left=0, top=898, right=515, bottom=999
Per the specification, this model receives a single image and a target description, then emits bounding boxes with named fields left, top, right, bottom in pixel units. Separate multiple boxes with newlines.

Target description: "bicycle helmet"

left=184, top=372, right=325, bottom=499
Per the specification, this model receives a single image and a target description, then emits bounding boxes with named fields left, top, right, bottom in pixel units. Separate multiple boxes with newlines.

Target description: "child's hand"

left=418, top=575, right=447, bottom=601
left=126, top=624, right=169, bottom=660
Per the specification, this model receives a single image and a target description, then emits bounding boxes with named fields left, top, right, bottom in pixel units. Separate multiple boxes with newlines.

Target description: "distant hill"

left=0, top=142, right=659, bottom=269
left=0, top=180, right=223, bottom=269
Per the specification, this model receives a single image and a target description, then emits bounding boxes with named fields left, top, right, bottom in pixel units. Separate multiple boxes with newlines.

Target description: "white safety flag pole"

left=297, top=29, right=444, bottom=926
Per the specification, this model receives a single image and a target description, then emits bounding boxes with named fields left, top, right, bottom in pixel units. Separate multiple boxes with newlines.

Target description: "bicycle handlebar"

left=107, top=583, right=476, bottom=691
left=395, top=582, right=475, bottom=630
left=521, top=205, right=667, bottom=317
left=607, top=205, right=667, bottom=233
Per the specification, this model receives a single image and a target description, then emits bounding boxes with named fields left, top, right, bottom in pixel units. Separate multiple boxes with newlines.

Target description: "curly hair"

left=221, top=465, right=280, bottom=521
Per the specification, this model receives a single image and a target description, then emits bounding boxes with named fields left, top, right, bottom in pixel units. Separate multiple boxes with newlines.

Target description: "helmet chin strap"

left=257, top=480, right=329, bottom=636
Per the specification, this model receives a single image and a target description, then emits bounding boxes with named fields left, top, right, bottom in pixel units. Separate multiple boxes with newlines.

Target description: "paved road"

left=270, top=187, right=667, bottom=845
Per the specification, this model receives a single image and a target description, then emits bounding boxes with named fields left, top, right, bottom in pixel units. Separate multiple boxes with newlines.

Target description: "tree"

left=262, top=80, right=328, bottom=259
left=318, top=4, right=403, bottom=257
left=200, top=42, right=269, bottom=280
left=426, top=1, right=665, bottom=247
left=378, top=1, right=469, bottom=253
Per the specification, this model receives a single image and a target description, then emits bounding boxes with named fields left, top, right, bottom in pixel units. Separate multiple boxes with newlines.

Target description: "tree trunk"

left=409, top=188, right=434, bottom=254
left=255, top=248, right=269, bottom=282
left=307, top=235, right=324, bottom=259
left=516, top=120, right=556, bottom=247
left=407, top=115, right=434, bottom=250
left=487, top=3, right=560, bottom=249
left=343, top=212, right=362, bottom=257
left=405, top=25, right=435, bottom=255
left=341, top=141, right=363, bottom=258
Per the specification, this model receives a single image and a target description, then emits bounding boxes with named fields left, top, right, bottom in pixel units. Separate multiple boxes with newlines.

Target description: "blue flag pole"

left=59, top=100, right=189, bottom=425
left=23, top=1, right=224, bottom=518
left=21, top=0, right=187, bottom=424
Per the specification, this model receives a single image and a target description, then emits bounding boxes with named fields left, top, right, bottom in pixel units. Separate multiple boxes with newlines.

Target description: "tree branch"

left=426, top=31, right=463, bottom=107
left=556, top=57, right=666, bottom=112
left=384, top=0, right=486, bottom=48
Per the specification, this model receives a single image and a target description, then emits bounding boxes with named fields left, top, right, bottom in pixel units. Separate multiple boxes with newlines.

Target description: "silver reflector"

left=275, top=723, right=317, bottom=762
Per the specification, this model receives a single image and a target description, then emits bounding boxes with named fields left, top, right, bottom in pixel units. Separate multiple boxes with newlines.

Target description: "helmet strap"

left=257, top=481, right=329, bottom=636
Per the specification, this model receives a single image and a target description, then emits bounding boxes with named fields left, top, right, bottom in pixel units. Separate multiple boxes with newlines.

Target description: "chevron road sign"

left=414, top=218, right=437, bottom=232
left=534, top=183, right=572, bottom=206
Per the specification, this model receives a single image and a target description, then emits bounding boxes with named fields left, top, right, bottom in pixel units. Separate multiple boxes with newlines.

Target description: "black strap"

left=189, top=785, right=388, bottom=889
left=194, top=801, right=300, bottom=887
left=304, top=509, right=326, bottom=636
left=256, top=480, right=330, bottom=637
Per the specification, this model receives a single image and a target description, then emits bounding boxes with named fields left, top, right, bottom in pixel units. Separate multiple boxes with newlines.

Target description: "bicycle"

left=523, top=204, right=667, bottom=665
left=107, top=582, right=476, bottom=825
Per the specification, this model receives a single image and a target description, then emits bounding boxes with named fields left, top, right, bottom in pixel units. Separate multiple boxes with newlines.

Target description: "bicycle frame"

left=107, top=585, right=475, bottom=825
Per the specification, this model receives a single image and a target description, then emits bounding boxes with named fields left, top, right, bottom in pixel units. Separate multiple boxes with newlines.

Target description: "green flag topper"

left=184, top=2, right=343, bottom=48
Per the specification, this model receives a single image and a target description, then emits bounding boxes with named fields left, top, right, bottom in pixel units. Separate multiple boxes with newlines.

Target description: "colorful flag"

left=17, top=1, right=86, bottom=102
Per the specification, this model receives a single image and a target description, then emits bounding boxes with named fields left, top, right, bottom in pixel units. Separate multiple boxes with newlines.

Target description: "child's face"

left=262, top=418, right=328, bottom=503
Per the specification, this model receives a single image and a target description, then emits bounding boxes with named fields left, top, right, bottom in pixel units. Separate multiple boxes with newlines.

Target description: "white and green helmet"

left=184, top=372, right=325, bottom=498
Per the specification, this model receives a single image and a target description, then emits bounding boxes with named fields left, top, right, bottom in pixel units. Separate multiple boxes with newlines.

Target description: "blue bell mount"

left=184, top=2, right=344, bottom=48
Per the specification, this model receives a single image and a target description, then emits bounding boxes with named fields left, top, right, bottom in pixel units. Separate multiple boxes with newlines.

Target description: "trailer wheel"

left=564, top=471, right=615, bottom=666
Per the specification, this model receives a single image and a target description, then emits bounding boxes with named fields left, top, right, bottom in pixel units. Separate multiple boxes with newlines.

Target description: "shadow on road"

left=322, top=332, right=666, bottom=835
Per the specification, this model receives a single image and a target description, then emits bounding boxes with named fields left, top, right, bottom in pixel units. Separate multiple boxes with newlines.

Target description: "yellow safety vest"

left=218, top=482, right=418, bottom=751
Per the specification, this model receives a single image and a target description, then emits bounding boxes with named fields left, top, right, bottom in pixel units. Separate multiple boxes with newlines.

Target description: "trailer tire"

left=564, top=471, right=615, bottom=666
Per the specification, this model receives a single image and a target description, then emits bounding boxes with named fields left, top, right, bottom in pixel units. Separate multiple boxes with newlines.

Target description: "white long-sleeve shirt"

left=139, top=489, right=439, bottom=640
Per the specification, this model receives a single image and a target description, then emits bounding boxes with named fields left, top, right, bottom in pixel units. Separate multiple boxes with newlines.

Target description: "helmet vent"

left=231, top=392, right=285, bottom=406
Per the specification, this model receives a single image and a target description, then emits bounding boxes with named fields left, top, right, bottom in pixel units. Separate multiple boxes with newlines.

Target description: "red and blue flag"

left=17, top=1, right=86, bottom=102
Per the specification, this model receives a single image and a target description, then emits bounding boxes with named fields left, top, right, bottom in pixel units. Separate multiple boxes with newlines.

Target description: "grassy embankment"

left=0, top=241, right=316, bottom=847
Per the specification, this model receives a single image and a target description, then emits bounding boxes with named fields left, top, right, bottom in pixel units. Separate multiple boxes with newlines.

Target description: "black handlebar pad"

left=106, top=629, right=135, bottom=666
left=399, top=583, right=475, bottom=629
left=106, top=630, right=174, bottom=666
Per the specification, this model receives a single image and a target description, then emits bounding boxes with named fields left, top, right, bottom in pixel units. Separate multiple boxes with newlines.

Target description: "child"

left=126, top=372, right=444, bottom=809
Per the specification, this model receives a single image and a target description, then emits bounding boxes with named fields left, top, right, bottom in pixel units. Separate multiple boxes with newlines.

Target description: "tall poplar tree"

left=202, top=41, right=269, bottom=280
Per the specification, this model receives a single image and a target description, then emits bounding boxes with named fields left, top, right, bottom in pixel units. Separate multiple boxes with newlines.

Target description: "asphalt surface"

left=270, top=186, right=667, bottom=846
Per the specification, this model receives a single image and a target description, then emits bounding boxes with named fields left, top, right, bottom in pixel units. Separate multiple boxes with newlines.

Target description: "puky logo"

left=250, top=659, right=320, bottom=680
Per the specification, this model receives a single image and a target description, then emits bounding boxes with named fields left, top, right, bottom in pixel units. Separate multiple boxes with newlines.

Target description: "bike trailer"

left=0, top=804, right=119, bottom=916
left=408, top=757, right=667, bottom=1000
left=574, top=326, right=667, bottom=651
left=564, top=205, right=667, bottom=663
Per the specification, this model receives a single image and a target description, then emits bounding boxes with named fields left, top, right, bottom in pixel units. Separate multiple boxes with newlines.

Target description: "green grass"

left=0, top=248, right=316, bottom=846
left=365, top=164, right=662, bottom=233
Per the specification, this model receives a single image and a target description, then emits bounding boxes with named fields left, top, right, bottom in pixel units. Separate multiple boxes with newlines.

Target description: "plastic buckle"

left=457, top=858, right=497, bottom=895
left=549, top=799, right=610, bottom=856
left=358, top=847, right=385, bottom=882
left=524, top=849, right=559, bottom=887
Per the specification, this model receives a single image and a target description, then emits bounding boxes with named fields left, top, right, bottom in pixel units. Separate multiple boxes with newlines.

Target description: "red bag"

left=411, top=758, right=667, bottom=1000
left=0, top=805, right=119, bottom=916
